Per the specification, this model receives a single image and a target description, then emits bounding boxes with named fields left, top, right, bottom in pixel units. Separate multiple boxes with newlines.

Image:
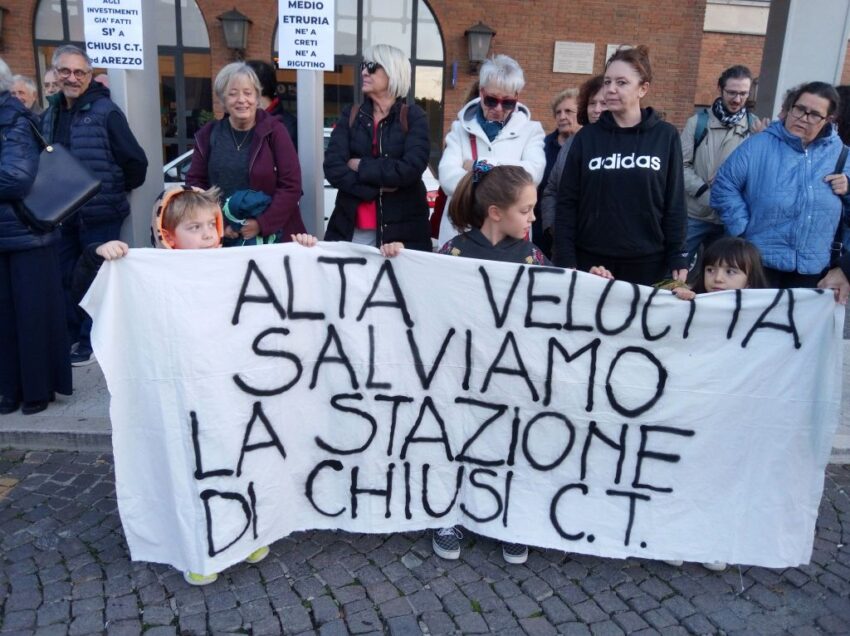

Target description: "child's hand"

left=240, top=219, right=260, bottom=239
left=380, top=241, right=403, bottom=258
left=96, top=240, right=129, bottom=261
left=671, top=286, right=696, bottom=301
left=290, top=233, right=318, bottom=247
left=588, top=265, right=614, bottom=280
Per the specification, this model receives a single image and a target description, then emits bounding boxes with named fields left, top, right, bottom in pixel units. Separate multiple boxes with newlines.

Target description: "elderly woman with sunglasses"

left=713, top=81, right=850, bottom=288
left=436, top=54, right=545, bottom=246
left=323, top=44, right=432, bottom=252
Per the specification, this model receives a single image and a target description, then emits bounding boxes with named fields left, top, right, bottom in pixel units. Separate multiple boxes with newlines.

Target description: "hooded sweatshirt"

left=553, top=108, right=687, bottom=271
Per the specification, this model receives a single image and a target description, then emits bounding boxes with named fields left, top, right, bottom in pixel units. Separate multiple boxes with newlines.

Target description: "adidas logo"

left=588, top=153, right=661, bottom=171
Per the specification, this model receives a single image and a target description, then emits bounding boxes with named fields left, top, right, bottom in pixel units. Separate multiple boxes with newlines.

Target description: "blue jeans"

left=685, top=217, right=724, bottom=269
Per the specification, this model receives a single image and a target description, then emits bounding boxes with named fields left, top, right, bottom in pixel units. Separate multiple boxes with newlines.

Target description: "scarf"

left=476, top=106, right=506, bottom=142
left=711, top=96, right=747, bottom=128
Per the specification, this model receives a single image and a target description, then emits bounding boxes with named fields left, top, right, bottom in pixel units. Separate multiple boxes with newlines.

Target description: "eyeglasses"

left=789, top=104, right=827, bottom=124
left=56, top=67, right=91, bottom=80
left=482, top=94, right=518, bottom=111
left=722, top=89, right=750, bottom=100
left=360, top=61, right=382, bottom=74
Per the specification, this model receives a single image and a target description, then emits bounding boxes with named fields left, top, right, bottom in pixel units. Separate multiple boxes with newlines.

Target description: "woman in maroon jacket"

left=187, top=62, right=304, bottom=245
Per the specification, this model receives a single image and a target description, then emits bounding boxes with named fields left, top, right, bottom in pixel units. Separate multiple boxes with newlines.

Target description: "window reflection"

left=416, top=0, right=443, bottom=61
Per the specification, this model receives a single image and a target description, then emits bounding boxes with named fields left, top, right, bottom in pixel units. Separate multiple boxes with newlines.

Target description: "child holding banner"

left=664, top=235, right=767, bottom=572
left=74, top=186, right=271, bottom=585
left=668, top=236, right=768, bottom=301
left=434, top=161, right=612, bottom=563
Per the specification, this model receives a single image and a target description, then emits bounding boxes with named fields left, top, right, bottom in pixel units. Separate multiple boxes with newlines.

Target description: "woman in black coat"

left=323, top=44, right=432, bottom=252
left=0, top=58, right=71, bottom=414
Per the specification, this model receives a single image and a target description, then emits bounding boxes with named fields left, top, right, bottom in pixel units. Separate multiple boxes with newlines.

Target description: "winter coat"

left=681, top=108, right=753, bottom=223
left=437, top=99, right=546, bottom=245
left=323, top=98, right=432, bottom=251
left=187, top=108, right=305, bottom=239
left=41, top=83, right=146, bottom=226
left=711, top=120, right=850, bottom=274
left=553, top=108, right=687, bottom=271
left=0, top=92, right=52, bottom=252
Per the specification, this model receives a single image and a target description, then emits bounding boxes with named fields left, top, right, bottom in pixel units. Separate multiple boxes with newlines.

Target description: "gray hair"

left=52, top=44, right=92, bottom=70
left=0, top=57, right=11, bottom=93
left=363, top=44, right=411, bottom=99
left=551, top=88, right=579, bottom=114
left=479, top=54, right=525, bottom=95
left=213, top=62, right=262, bottom=105
left=11, top=75, right=37, bottom=94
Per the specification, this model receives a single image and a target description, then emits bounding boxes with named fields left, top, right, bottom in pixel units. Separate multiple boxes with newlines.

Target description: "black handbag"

left=13, top=118, right=101, bottom=234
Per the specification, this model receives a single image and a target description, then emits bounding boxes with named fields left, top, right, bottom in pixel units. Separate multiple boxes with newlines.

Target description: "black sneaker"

left=432, top=526, right=462, bottom=560
left=502, top=542, right=528, bottom=564
left=71, top=345, right=96, bottom=367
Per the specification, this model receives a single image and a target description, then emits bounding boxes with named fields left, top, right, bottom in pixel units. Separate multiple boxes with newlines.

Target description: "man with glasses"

left=680, top=65, right=767, bottom=269
left=713, top=81, right=850, bottom=289
left=41, top=44, right=147, bottom=366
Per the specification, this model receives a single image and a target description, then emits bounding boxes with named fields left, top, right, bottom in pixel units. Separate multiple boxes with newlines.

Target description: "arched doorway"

left=33, top=0, right=212, bottom=161
left=272, top=0, right=445, bottom=164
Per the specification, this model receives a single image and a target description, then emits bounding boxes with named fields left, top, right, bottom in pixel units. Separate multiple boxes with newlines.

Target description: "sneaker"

left=245, top=546, right=269, bottom=564
left=432, top=526, right=462, bottom=560
left=702, top=561, right=727, bottom=572
left=502, top=542, right=528, bottom=564
left=664, top=560, right=684, bottom=567
left=70, top=346, right=96, bottom=367
left=183, top=570, right=218, bottom=586
left=21, top=401, right=49, bottom=415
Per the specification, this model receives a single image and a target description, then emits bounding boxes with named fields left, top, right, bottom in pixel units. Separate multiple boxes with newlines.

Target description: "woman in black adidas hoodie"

left=553, top=46, right=688, bottom=286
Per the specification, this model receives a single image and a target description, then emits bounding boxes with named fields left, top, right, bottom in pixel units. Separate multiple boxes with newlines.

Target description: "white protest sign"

left=82, top=243, right=843, bottom=576
left=277, top=0, right=335, bottom=70
left=83, top=0, right=144, bottom=69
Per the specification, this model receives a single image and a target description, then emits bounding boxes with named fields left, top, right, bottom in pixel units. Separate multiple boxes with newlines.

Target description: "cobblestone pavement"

left=0, top=451, right=848, bottom=635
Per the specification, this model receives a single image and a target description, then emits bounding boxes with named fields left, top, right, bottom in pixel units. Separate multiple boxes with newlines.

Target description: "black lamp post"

left=218, top=8, right=252, bottom=60
left=465, top=22, right=496, bottom=73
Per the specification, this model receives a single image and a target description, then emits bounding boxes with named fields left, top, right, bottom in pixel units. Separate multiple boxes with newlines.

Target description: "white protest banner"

left=82, top=243, right=843, bottom=575
left=83, top=0, right=144, bottom=69
left=277, top=0, right=335, bottom=70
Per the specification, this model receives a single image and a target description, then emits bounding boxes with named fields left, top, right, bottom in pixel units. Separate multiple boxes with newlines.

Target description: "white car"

left=162, top=128, right=439, bottom=229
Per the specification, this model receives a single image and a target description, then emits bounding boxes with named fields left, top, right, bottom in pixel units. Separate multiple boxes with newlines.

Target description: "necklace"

left=230, top=124, right=252, bottom=151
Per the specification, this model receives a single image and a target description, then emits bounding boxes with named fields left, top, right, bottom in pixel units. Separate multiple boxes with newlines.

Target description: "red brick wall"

left=427, top=0, right=707, bottom=131
left=1, top=1, right=38, bottom=78
left=695, top=32, right=765, bottom=106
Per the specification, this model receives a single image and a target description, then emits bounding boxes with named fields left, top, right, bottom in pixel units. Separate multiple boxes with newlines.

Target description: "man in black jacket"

left=41, top=45, right=147, bottom=366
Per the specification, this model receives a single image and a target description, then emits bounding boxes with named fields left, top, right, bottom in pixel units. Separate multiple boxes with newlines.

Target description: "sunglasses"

left=360, top=61, right=383, bottom=74
left=482, top=94, right=518, bottom=111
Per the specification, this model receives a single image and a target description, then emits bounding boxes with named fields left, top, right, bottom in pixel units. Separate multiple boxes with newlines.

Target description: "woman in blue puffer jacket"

left=712, top=81, right=850, bottom=288
left=0, top=57, right=71, bottom=415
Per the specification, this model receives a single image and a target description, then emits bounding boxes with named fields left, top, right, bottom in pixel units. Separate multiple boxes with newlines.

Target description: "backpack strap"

left=829, top=144, right=850, bottom=267
left=693, top=108, right=709, bottom=151
left=348, top=102, right=360, bottom=128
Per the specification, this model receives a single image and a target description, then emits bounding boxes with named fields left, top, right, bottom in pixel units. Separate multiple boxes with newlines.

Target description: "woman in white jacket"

left=437, top=55, right=546, bottom=245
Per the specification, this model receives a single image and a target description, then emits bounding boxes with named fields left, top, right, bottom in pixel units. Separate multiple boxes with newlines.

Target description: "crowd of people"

left=2, top=42, right=850, bottom=578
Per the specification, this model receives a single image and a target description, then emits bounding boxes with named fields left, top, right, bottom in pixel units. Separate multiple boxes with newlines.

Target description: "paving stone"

left=105, top=595, right=138, bottom=622
left=505, top=593, right=541, bottom=619
left=279, top=604, right=314, bottom=634
left=386, top=614, right=422, bottom=635
left=252, top=616, right=284, bottom=635
left=240, top=597, right=275, bottom=624
left=346, top=608, right=382, bottom=634
left=419, top=610, right=456, bottom=635
left=571, top=599, right=607, bottom=624
left=68, top=610, right=104, bottom=635
left=407, top=589, right=441, bottom=612
left=311, top=595, right=341, bottom=624
left=208, top=608, right=243, bottom=631
left=139, top=604, right=174, bottom=626
left=519, top=616, right=558, bottom=636
left=2, top=610, right=37, bottom=630
left=379, top=596, right=412, bottom=618
left=453, top=611, right=489, bottom=633
left=556, top=623, right=592, bottom=636
left=105, top=619, right=142, bottom=635
left=36, top=600, right=69, bottom=626
left=318, top=619, right=349, bottom=636
left=540, top=596, right=575, bottom=624
left=589, top=620, right=625, bottom=636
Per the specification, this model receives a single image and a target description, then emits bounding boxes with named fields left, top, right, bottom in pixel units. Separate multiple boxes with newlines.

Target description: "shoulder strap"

left=693, top=108, right=709, bottom=150
left=399, top=103, right=409, bottom=134
left=835, top=144, right=848, bottom=174
left=469, top=134, right=478, bottom=161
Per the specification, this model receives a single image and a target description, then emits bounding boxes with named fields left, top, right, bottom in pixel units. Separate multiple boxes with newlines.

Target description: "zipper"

left=377, top=118, right=384, bottom=246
